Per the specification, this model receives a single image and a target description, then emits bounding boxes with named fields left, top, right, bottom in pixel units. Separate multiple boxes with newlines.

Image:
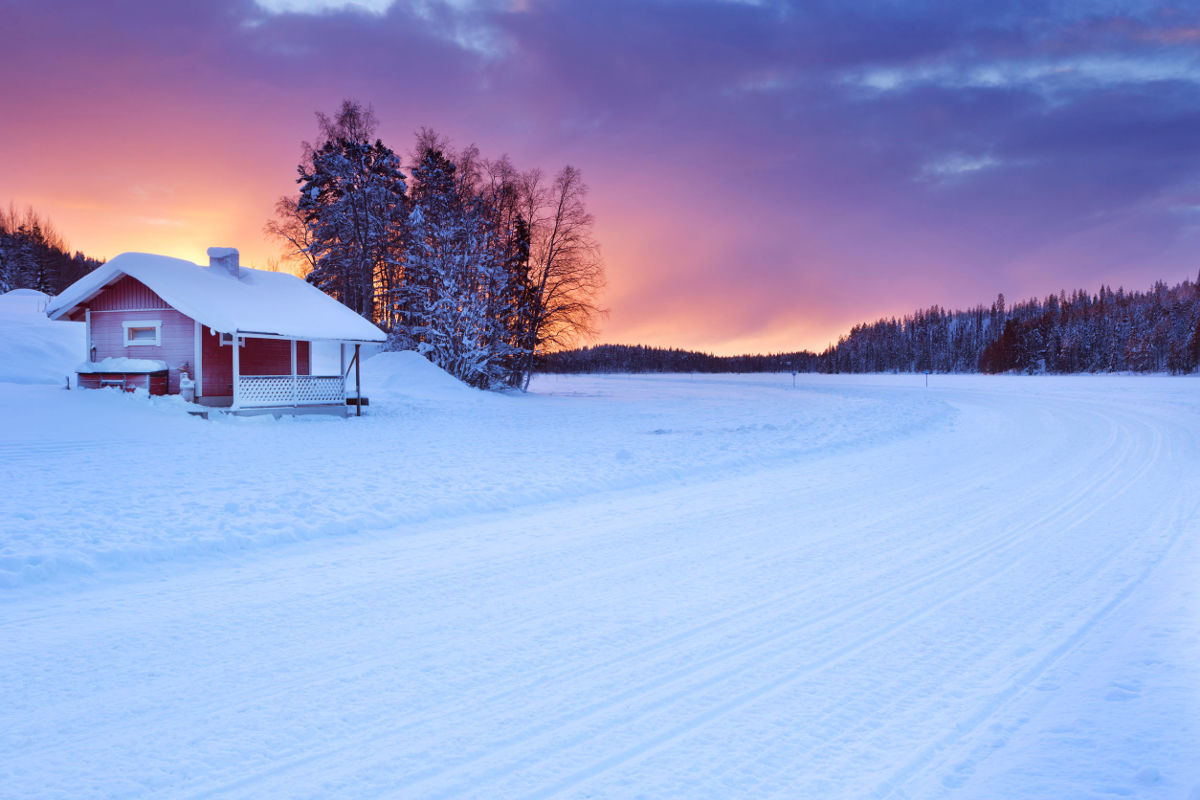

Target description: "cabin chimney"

left=207, top=247, right=240, bottom=278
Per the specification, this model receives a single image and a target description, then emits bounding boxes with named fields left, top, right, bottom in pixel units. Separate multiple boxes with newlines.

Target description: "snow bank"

left=0, top=289, right=83, bottom=385
left=360, top=350, right=482, bottom=404
left=0, top=287, right=51, bottom=315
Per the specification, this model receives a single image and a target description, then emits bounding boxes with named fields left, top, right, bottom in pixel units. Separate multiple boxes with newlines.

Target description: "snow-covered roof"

left=46, top=252, right=386, bottom=343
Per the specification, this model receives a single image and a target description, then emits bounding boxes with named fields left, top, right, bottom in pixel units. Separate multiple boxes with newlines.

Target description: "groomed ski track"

left=2, top=374, right=1198, bottom=798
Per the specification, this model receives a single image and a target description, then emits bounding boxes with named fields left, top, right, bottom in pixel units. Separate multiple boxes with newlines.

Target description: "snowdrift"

left=0, top=289, right=84, bottom=385
left=360, top=350, right=482, bottom=404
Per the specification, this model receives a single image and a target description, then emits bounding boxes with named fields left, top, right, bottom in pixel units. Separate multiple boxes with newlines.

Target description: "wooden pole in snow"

left=290, top=339, right=298, bottom=406
left=354, top=344, right=361, bottom=417
left=231, top=332, right=240, bottom=409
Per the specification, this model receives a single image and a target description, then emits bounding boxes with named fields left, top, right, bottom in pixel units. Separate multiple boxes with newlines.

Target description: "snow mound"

left=77, top=358, right=168, bottom=373
left=0, top=287, right=52, bottom=316
left=0, top=290, right=84, bottom=385
left=361, top=350, right=479, bottom=403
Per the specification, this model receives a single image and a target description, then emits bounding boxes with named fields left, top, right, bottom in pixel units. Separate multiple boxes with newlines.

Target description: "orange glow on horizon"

left=7, top=134, right=860, bottom=354
left=8, top=179, right=949, bottom=356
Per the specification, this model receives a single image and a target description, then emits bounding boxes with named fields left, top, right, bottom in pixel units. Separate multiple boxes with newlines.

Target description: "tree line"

left=542, top=274, right=1200, bottom=376
left=537, top=344, right=818, bottom=374
left=267, top=101, right=604, bottom=390
left=825, top=278, right=1200, bottom=375
left=0, top=206, right=104, bottom=296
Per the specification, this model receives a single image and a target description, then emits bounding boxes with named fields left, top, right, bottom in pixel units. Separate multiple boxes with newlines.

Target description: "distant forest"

left=0, top=206, right=104, bottom=295
left=538, top=345, right=818, bottom=374
left=540, top=274, right=1200, bottom=376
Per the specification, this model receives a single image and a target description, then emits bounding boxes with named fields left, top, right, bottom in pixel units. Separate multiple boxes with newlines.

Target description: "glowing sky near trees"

left=4, top=0, right=1200, bottom=353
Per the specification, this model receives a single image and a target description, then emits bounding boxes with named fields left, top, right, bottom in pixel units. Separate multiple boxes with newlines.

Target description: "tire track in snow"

left=18, top=404, right=1012, bottom=783
left=864, top=399, right=1190, bottom=798
left=502, top=408, right=1160, bottom=800
left=694, top=394, right=1172, bottom=799
left=8, top=378, right=1190, bottom=800
left=179, top=398, right=1136, bottom=798
left=742, top=413, right=1180, bottom=798
left=423, top=394, right=1161, bottom=799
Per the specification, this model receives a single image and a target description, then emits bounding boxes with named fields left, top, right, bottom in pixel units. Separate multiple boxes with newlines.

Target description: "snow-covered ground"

left=2, top=300, right=1198, bottom=798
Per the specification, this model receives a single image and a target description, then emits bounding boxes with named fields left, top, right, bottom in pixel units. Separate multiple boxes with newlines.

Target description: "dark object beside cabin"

left=77, top=370, right=169, bottom=395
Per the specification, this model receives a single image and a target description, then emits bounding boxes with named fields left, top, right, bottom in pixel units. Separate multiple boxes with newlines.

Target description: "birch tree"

left=513, top=165, right=605, bottom=389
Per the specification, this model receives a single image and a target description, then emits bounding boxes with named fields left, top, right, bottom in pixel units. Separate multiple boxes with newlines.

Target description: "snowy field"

left=2, top=297, right=1199, bottom=798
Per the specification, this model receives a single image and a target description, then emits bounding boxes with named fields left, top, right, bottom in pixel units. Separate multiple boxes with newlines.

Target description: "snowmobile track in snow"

left=2, top=374, right=1198, bottom=799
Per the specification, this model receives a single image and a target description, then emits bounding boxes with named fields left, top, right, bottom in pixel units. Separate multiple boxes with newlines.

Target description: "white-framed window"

left=123, top=320, right=162, bottom=347
left=219, top=332, right=246, bottom=348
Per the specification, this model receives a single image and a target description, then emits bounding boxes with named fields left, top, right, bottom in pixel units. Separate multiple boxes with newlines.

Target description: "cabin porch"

left=196, top=332, right=365, bottom=416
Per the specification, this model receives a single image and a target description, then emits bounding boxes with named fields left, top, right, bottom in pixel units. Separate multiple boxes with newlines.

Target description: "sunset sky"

left=4, top=0, right=1200, bottom=354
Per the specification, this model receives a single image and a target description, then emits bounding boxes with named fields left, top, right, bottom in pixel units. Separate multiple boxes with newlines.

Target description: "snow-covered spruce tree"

left=5, top=222, right=51, bottom=294
left=467, top=190, right=529, bottom=389
left=0, top=229, right=12, bottom=294
left=0, top=206, right=103, bottom=294
left=266, top=102, right=379, bottom=283
left=498, top=214, right=533, bottom=387
left=398, top=137, right=517, bottom=388
left=24, top=223, right=55, bottom=295
left=460, top=154, right=535, bottom=388
left=297, top=136, right=408, bottom=323
left=442, top=194, right=511, bottom=388
left=483, top=160, right=536, bottom=388
left=394, top=137, right=458, bottom=351
left=268, top=101, right=408, bottom=328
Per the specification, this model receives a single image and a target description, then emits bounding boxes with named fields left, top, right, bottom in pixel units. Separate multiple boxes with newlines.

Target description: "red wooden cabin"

left=47, top=248, right=386, bottom=414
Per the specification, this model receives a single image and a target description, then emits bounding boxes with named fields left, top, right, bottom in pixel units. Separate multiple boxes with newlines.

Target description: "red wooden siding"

left=201, top=326, right=232, bottom=397
left=85, top=277, right=194, bottom=394
left=199, top=328, right=311, bottom=398
left=89, top=275, right=172, bottom=311
left=240, top=338, right=311, bottom=376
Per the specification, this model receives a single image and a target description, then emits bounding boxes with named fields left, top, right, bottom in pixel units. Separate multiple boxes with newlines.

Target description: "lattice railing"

left=237, top=375, right=345, bottom=407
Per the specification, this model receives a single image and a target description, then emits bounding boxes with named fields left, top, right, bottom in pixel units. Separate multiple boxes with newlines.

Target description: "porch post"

left=290, top=339, right=298, bottom=405
left=339, top=342, right=347, bottom=400
left=231, top=332, right=240, bottom=409
left=194, top=321, right=203, bottom=397
left=355, top=343, right=361, bottom=417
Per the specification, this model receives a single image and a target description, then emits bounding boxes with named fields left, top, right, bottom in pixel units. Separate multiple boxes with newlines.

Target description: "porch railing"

left=237, top=374, right=345, bottom=408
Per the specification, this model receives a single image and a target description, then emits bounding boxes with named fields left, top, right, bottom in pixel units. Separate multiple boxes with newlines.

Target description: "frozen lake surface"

left=2, top=362, right=1198, bottom=798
